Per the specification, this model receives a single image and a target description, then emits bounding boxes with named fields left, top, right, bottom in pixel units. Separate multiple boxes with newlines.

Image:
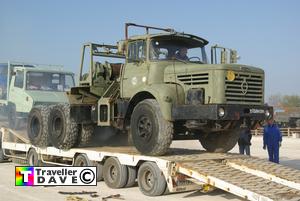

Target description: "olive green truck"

left=27, top=23, right=273, bottom=156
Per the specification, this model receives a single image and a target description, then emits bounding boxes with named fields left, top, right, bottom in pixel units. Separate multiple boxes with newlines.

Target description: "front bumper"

left=172, top=104, right=273, bottom=121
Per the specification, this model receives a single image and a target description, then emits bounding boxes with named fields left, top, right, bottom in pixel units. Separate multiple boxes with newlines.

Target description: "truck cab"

left=0, top=62, right=75, bottom=129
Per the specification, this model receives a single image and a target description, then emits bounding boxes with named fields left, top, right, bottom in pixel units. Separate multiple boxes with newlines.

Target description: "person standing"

left=263, top=119, right=282, bottom=163
left=238, top=126, right=252, bottom=155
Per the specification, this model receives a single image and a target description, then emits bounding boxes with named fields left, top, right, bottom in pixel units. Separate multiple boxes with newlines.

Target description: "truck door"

left=9, top=70, right=26, bottom=112
left=121, top=40, right=148, bottom=98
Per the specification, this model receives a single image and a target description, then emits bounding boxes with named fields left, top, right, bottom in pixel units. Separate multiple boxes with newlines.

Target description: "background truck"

left=0, top=62, right=75, bottom=129
left=27, top=23, right=273, bottom=156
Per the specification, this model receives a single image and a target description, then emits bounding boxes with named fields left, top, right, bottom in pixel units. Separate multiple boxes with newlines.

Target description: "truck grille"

left=177, top=73, right=209, bottom=85
left=225, top=73, right=263, bottom=104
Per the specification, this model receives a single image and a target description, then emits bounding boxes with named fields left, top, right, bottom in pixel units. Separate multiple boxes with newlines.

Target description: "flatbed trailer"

left=1, top=127, right=300, bottom=201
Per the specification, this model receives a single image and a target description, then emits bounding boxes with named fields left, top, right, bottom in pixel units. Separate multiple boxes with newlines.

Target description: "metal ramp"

left=175, top=157, right=300, bottom=201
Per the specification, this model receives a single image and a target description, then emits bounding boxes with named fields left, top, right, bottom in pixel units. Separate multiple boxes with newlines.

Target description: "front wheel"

left=199, top=128, right=242, bottom=153
left=130, top=99, right=173, bottom=156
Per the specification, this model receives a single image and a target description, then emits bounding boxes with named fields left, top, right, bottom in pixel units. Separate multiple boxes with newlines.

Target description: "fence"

left=251, top=127, right=300, bottom=137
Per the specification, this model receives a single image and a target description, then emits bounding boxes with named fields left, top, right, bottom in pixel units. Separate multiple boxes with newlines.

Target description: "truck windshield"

left=26, top=72, right=75, bottom=91
left=149, top=36, right=208, bottom=63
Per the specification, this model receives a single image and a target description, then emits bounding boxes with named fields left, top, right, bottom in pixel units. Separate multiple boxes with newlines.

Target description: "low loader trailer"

left=1, top=127, right=300, bottom=201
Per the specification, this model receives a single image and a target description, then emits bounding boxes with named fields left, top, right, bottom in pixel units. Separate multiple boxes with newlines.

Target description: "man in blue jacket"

left=263, top=119, right=282, bottom=163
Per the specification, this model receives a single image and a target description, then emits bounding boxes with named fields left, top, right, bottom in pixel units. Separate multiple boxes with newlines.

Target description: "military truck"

left=28, top=23, right=272, bottom=155
left=0, top=62, right=75, bottom=129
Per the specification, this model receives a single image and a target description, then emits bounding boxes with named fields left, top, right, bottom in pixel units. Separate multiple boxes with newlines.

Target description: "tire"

left=199, top=128, right=241, bottom=153
left=130, top=99, right=173, bottom=156
left=77, top=124, right=94, bottom=147
left=48, top=104, right=78, bottom=150
left=27, top=106, right=51, bottom=147
left=95, top=161, right=104, bottom=182
left=8, top=105, right=21, bottom=130
left=125, top=166, right=137, bottom=187
left=27, top=148, right=40, bottom=166
left=103, top=157, right=128, bottom=188
left=137, top=162, right=167, bottom=196
left=74, top=153, right=93, bottom=166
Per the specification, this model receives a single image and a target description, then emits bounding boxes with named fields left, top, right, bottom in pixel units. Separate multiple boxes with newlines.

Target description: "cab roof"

left=128, top=32, right=209, bottom=47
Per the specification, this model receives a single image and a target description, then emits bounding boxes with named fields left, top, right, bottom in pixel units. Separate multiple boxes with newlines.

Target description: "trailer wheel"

left=74, top=153, right=93, bottom=166
left=199, top=129, right=241, bottom=153
left=77, top=124, right=94, bottom=147
left=103, top=157, right=128, bottom=188
left=95, top=162, right=104, bottom=181
left=131, top=99, right=173, bottom=156
left=27, top=106, right=51, bottom=147
left=137, top=162, right=167, bottom=196
left=49, top=104, right=78, bottom=150
left=27, top=148, right=40, bottom=166
left=125, top=166, right=137, bottom=187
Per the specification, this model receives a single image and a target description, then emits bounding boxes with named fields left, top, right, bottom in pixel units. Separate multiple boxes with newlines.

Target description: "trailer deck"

left=1, top=127, right=300, bottom=201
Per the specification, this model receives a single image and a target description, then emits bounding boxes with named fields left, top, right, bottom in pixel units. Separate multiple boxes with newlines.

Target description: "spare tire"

left=199, top=128, right=241, bottom=153
left=48, top=104, right=78, bottom=150
left=27, top=106, right=51, bottom=147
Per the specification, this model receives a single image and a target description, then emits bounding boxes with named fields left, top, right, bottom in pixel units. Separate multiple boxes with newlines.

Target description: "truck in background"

left=0, top=62, right=75, bottom=129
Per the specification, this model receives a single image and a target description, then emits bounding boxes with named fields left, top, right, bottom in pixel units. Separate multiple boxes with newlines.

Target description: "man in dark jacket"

left=238, top=126, right=252, bottom=155
left=263, top=119, right=282, bottom=163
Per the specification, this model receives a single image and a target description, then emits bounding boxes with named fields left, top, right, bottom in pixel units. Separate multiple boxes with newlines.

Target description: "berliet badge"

left=241, top=78, right=248, bottom=95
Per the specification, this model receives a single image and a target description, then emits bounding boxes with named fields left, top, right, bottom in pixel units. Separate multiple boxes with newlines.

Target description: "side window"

left=128, top=40, right=146, bottom=62
left=14, top=70, right=24, bottom=88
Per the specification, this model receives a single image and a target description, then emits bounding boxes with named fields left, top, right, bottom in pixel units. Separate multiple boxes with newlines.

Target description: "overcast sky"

left=0, top=0, right=299, bottom=99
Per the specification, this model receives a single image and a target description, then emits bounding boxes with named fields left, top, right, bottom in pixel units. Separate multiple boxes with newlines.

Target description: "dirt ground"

left=0, top=136, right=299, bottom=201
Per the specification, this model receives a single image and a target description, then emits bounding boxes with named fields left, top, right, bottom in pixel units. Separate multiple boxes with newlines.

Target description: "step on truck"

left=1, top=127, right=300, bottom=201
left=27, top=23, right=273, bottom=156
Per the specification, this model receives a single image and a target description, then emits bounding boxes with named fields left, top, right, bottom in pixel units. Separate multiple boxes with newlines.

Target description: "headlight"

left=218, top=107, right=225, bottom=117
left=265, top=109, right=270, bottom=117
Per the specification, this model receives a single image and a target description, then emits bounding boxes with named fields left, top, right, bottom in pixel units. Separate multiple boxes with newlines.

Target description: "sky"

left=0, top=0, right=299, bottom=100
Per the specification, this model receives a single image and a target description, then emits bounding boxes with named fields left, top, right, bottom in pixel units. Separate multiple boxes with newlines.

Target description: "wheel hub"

left=143, top=170, right=154, bottom=190
left=137, top=116, right=152, bottom=140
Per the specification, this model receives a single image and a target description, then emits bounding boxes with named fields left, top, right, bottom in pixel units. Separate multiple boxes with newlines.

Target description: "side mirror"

left=230, top=50, right=238, bottom=63
left=117, top=40, right=126, bottom=55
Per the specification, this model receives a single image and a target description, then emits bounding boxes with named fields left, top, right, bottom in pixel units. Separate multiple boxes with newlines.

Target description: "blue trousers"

left=267, top=145, right=279, bottom=163
left=239, top=145, right=250, bottom=155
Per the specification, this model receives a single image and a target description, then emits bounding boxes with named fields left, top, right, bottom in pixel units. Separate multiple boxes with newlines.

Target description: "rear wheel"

left=199, top=128, right=241, bottom=153
left=27, top=106, right=51, bottom=147
left=137, top=162, right=167, bottom=196
left=130, top=99, right=173, bottom=156
left=74, top=153, right=93, bottom=166
left=95, top=161, right=104, bottom=182
left=125, top=166, right=137, bottom=187
left=27, top=148, right=40, bottom=166
left=103, top=157, right=128, bottom=188
left=49, top=104, right=78, bottom=150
